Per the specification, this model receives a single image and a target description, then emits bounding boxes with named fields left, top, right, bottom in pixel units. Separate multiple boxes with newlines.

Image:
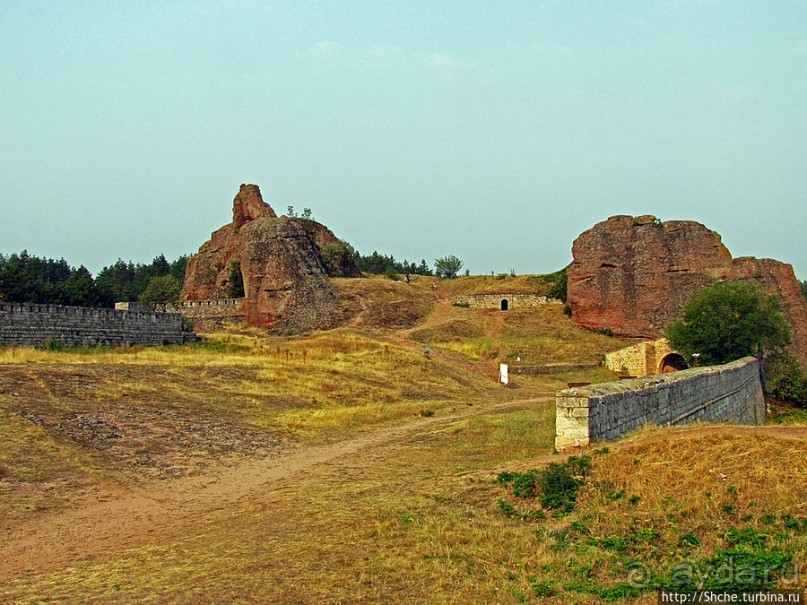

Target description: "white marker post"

left=499, top=363, right=509, bottom=386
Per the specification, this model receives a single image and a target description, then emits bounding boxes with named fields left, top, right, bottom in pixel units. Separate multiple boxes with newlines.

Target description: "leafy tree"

left=227, top=260, right=245, bottom=298
left=546, top=268, right=568, bottom=302
left=666, top=282, right=791, bottom=365
left=139, top=274, right=181, bottom=311
left=95, top=259, right=138, bottom=306
left=95, top=254, right=189, bottom=306
left=170, top=255, right=189, bottom=283
left=61, top=266, right=100, bottom=306
left=0, top=250, right=102, bottom=306
left=764, top=352, right=806, bottom=408
left=434, top=255, right=464, bottom=279
left=319, top=241, right=357, bottom=277
left=354, top=250, right=397, bottom=275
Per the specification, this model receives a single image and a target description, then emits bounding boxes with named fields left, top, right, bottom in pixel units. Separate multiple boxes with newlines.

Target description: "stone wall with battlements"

left=0, top=303, right=193, bottom=347
left=167, top=298, right=246, bottom=330
left=454, top=294, right=562, bottom=309
left=555, top=357, right=765, bottom=450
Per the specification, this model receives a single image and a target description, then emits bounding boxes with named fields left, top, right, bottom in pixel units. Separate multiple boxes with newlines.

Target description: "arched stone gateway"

left=659, top=352, right=688, bottom=374
left=501, top=299, right=509, bottom=311
left=605, top=337, right=681, bottom=377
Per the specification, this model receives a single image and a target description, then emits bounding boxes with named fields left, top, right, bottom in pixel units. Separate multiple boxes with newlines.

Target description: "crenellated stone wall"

left=555, top=357, right=765, bottom=450
left=0, top=303, right=194, bottom=348
left=454, top=294, right=562, bottom=309
left=168, top=298, right=246, bottom=331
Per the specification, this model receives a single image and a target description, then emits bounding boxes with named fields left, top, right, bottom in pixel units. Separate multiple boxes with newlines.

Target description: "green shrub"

left=496, top=470, right=539, bottom=499
left=538, top=462, right=583, bottom=512
left=498, top=455, right=591, bottom=514
left=529, top=578, right=556, bottom=598
left=765, top=352, right=807, bottom=407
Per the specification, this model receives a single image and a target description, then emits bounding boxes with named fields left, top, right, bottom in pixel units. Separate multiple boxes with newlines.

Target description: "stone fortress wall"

left=604, top=338, right=678, bottom=377
left=169, top=298, right=246, bottom=330
left=0, top=303, right=193, bottom=347
left=454, top=294, right=562, bottom=309
left=555, top=357, right=765, bottom=451
left=116, top=299, right=246, bottom=330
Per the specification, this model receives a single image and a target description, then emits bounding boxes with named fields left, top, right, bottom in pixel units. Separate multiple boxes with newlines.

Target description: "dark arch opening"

left=501, top=299, right=509, bottom=311
left=659, top=353, right=688, bottom=374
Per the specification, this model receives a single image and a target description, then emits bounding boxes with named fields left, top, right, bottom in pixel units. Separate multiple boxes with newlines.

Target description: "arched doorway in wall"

left=501, top=299, right=509, bottom=311
left=659, top=353, right=688, bottom=374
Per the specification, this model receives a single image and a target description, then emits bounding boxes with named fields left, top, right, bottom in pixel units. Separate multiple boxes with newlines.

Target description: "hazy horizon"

left=1, top=1, right=805, bottom=278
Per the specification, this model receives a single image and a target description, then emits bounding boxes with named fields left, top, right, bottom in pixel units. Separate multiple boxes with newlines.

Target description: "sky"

left=1, top=0, right=805, bottom=278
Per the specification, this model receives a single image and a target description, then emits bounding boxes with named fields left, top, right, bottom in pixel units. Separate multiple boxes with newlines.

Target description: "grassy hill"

left=0, top=276, right=803, bottom=603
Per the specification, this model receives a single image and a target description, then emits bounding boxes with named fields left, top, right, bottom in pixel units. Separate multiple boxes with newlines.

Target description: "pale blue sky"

left=1, top=1, right=805, bottom=278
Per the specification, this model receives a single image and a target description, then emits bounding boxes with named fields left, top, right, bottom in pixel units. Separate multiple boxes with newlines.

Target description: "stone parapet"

left=555, top=357, right=765, bottom=450
left=0, top=303, right=192, bottom=347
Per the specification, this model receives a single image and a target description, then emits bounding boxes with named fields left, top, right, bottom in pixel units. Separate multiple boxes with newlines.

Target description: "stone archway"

left=501, top=299, right=509, bottom=311
left=659, top=352, right=688, bottom=374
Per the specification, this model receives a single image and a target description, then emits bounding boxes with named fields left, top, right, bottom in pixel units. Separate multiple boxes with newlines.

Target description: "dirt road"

left=0, top=395, right=549, bottom=583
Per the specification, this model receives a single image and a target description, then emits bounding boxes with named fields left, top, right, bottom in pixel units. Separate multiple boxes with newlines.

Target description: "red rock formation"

left=232, top=183, right=276, bottom=228
left=181, top=184, right=358, bottom=330
left=568, top=215, right=807, bottom=364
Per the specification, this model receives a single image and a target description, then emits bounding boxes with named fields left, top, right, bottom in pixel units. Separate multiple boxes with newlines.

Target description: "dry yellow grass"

left=3, top=415, right=802, bottom=604
left=1, top=283, right=804, bottom=603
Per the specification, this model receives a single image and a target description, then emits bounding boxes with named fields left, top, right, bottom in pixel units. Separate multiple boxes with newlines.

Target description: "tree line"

left=0, top=245, right=466, bottom=309
left=0, top=251, right=188, bottom=308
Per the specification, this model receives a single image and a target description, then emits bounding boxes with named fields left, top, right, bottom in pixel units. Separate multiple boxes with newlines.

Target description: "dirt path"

left=3, top=385, right=801, bottom=586
left=486, top=310, right=506, bottom=359
left=397, top=295, right=453, bottom=339
left=0, top=395, right=549, bottom=582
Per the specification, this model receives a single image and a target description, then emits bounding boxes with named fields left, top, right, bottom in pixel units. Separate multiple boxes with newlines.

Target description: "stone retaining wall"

left=0, top=303, right=193, bottom=347
left=555, top=357, right=765, bottom=450
left=454, top=294, right=561, bottom=309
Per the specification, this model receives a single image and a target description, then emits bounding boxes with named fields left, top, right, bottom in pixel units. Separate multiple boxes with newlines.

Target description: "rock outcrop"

left=181, top=184, right=358, bottom=330
left=568, top=215, right=807, bottom=364
left=232, top=183, right=276, bottom=228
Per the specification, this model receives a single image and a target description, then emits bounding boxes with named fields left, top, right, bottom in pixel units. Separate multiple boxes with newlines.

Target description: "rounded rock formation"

left=568, top=215, right=807, bottom=364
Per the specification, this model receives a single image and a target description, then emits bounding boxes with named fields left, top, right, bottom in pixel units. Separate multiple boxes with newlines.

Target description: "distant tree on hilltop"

left=352, top=249, right=433, bottom=277
left=434, top=255, right=464, bottom=279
